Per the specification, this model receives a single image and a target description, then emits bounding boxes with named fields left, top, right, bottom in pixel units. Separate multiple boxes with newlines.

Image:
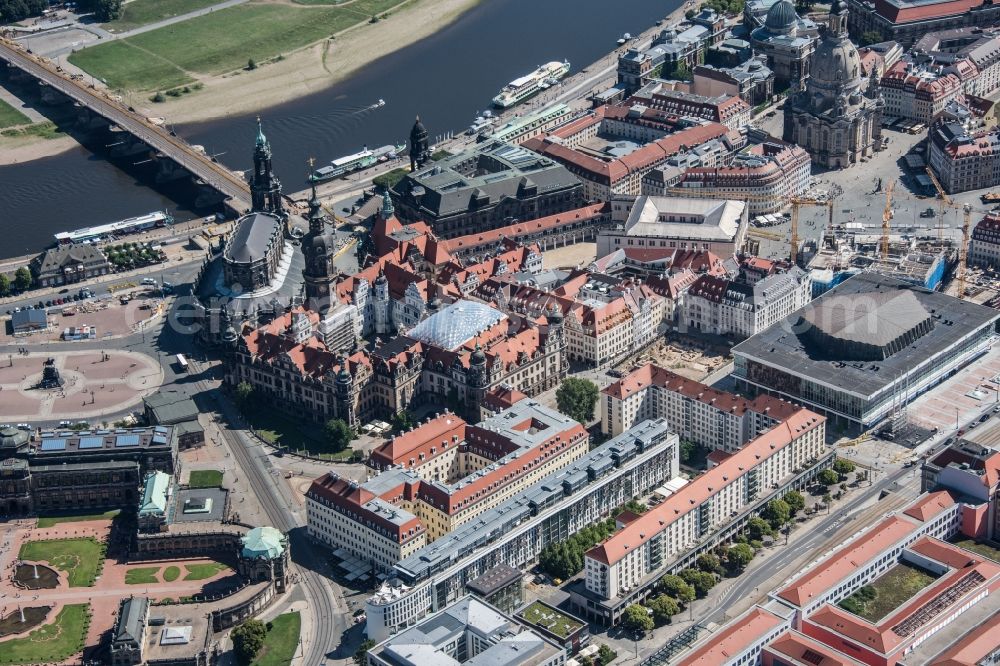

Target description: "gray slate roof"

left=224, top=212, right=283, bottom=264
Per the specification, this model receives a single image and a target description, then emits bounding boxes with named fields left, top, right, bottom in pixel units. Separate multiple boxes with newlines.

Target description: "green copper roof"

left=255, top=117, right=267, bottom=148
left=138, top=471, right=171, bottom=516
left=241, top=526, right=286, bottom=559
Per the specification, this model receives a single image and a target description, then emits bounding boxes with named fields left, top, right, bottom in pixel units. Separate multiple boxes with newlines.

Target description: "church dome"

left=810, top=33, right=862, bottom=91
left=764, top=0, right=797, bottom=33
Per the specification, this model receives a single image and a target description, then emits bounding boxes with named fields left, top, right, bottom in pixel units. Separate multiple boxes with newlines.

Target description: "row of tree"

left=0, top=267, right=33, bottom=297
left=538, top=518, right=617, bottom=580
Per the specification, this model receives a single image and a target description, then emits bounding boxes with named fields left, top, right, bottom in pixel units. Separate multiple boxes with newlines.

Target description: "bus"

left=176, top=354, right=188, bottom=372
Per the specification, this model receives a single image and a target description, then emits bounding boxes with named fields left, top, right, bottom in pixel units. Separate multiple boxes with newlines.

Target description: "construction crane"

left=880, top=179, right=895, bottom=262
left=959, top=203, right=972, bottom=299
left=662, top=188, right=834, bottom=265
left=926, top=167, right=952, bottom=241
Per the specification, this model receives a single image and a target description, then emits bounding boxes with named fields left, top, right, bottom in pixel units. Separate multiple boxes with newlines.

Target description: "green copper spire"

left=381, top=192, right=394, bottom=219
left=255, top=116, right=267, bottom=148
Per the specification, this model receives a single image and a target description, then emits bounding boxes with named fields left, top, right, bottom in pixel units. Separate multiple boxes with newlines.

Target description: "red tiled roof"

left=441, top=203, right=609, bottom=255
left=306, top=474, right=425, bottom=543
left=764, top=631, right=867, bottom=666
left=873, top=0, right=983, bottom=23
left=368, top=413, right=468, bottom=469
left=903, top=490, right=958, bottom=522
left=676, top=608, right=785, bottom=665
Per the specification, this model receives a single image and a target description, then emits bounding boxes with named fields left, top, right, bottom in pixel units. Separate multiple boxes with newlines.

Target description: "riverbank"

left=0, top=132, right=78, bottom=166
left=125, top=0, right=481, bottom=124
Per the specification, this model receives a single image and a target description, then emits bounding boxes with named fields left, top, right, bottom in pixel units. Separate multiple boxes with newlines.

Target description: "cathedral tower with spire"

left=302, top=169, right=337, bottom=310
left=249, top=118, right=285, bottom=216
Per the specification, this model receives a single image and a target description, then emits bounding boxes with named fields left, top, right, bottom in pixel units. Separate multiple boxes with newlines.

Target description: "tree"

left=556, top=377, right=599, bottom=424
left=747, top=516, right=772, bottom=541
left=234, top=380, right=253, bottom=408
left=823, top=492, right=833, bottom=512
left=621, top=604, right=653, bottom=633
left=92, top=0, right=122, bottom=21
left=649, top=594, right=680, bottom=625
left=679, top=440, right=695, bottom=464
left=247, top=58, right=257, bottom=70
left=818, top=468, right=840, bottom=486
left=0, top=274, right=9, bottom=297
left=859, top=30, right=883, bottom=46
left=670, top=59, right=692, bottom=81
left=761, top=499, right=791, bottom=530
left=659, top=574, right=696, bottom=604
left=679, top=568, right=717, bottom=598
left=391, top=410, right=414, bottom=434
left=696, top=553, right=721, bottom=574
left=353, top=639, right=376, bottom=665
left=597, top=644, right=616, bottom=666
left=13, top=267, right=31, bottom=293
left=833, top=458, right=856, bottom=477
left=783, top=490, right=805, bottom=515
left=727, top=543, right=755, bottom=571
left=231, top=619, right=267, bottom=664
left=324, top=418, right=354, bottom=452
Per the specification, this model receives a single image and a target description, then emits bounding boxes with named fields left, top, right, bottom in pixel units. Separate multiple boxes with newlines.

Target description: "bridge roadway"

left=0, top=38, right=252, bottom=210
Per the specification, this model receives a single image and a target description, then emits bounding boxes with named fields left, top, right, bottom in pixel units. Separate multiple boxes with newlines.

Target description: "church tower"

left=302, top=172, right=336, bottom=311
left=250, top=118, right=284, bottom=216
left=409, top=116, right=430, bottom=172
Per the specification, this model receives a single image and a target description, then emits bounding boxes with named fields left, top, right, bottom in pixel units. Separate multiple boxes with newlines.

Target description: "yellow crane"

left=926, top=167, right=952, bottom=241
left=959, top=204, right=972, bottom=299
left=881, top=179, right=895, bottom=262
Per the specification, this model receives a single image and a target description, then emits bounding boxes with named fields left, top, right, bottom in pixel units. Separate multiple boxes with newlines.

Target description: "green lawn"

left=953, top=538, right=1000, bottom=563
left=252, top=612, right=301, bottom=666
left=69, top=1, right=398, bottom=92
left=188, top=469, right=224, bottom=488
left=103, top=0, right=225, bottom=32
left=124, top=567, right=160, bottom=585
left=19, top=538, right=105, bottom=587
left=184, top=561, right=229, bottom=581
left=245, top=401, right=355, bottom=458
left=839, top=563, right=937, bottom=622
left=517, top=601, right=583, bottom=638
left=36, top=509, right=120, bottom=528
left=163, top=566, right=181, bottom=582
left=0, top=99, right=29, bottom=129
left=0, top=604, right=89, bottom=665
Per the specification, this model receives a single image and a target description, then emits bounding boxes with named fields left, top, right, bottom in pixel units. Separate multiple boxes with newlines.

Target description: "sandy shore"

left=0, top=134, right=78, bottom=165
left=151, top=0, right=481, bottom=124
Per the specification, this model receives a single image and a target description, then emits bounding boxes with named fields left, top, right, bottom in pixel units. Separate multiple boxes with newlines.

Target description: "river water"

left=0, top=0, right=674, bottom=257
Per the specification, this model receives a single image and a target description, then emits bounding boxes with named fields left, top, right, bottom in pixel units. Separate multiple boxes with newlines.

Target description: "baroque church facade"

left=783, top=0, right=883, bottom=168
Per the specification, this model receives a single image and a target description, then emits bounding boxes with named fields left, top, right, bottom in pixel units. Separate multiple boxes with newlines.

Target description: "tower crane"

left=926, top=167, right=952, bottom=241
left=880, top=179, right=895, bottom=262
left=959, top=203, right=971, bottom=299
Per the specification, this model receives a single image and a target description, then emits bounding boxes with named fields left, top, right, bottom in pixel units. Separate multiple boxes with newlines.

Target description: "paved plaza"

left=0, top=350, right=163, bottom=423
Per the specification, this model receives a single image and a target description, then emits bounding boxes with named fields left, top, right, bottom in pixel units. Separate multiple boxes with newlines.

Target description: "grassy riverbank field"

left=71, top=0, right=410, bottom=92
left=0, top=99, right=29, bottom=128
left=102, top=0, right=223, bottom=32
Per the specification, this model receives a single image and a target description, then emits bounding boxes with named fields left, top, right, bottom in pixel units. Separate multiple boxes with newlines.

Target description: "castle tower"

left=249, top=118, right=284, bottom=216
left=409, top=116, right=430, bottom=172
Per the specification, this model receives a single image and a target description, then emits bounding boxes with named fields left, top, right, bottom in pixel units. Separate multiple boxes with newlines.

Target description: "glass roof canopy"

left=407, top=300, right=507, bottom=350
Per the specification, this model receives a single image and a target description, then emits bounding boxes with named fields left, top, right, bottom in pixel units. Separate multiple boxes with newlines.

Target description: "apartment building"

left=646, top=142, right=811, bottom=215
left=927, top=121, right=1000, bottom=194
left=880, top=61, right=963, bottom=124
left=969, top=213, right=1000, bottom=269
left=844, top=0, right=1000, bottom=48
left=583, top=410, right=826, bottom=607
left=306, top=401, right=588, bottom=572
left=681, top=267, right=811, bottom=340
left=600, top=363, right=803, bottom=448
left=477, top=274, right=668, bottom=368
